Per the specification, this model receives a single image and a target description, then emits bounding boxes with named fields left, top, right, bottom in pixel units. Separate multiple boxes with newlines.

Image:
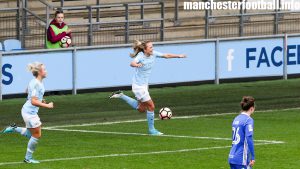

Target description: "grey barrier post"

left=274, top=1, right=279, bottom=34
left=160, top=2, right=165, bottom=41
left=174, top=0, right=179, bottom=25
left=283, top=34, right=288, bottom=80
left=0, top=52, right=2, bottom=101
left=239, top=3, right=244, bottom=37
left=17, top=0, right=21, bottom=40
left=125, top=4, right=129, bottom=44
left=205, top=9, right=209, bottom=39
left=21, top=0, right=27, bottom=48
left=88, top=6, right=93, bottom=46
left=96, top=0, right=100, bottom=22
left=215, top=38, right=220, bottom=85
left=141, top=0, right=144, bottom=21
left=72, top=47, right=77, bottom=95
left=45, top=5, right=50, bottom=49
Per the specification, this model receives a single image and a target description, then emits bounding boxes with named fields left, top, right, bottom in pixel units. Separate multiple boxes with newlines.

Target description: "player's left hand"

left=249, top=160, right=255, bottom=167
left=178, top=54, right=187, bottom=58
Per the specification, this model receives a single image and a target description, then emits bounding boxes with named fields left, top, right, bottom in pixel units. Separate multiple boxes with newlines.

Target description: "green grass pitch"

left=0, top=79, right=300, bottom=169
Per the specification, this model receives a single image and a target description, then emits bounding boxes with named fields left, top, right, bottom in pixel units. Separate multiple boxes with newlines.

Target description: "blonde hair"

left=129, top=40, right=151, bottom=58
left=27, top=62, right=44, bottom=77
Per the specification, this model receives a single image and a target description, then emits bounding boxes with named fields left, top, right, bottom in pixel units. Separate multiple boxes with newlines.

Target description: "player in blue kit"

left=229, top=96, right=255, bottom=169
left=110, top=40, right=186, bottom=135
left=1, top=62, right=54, bottom=164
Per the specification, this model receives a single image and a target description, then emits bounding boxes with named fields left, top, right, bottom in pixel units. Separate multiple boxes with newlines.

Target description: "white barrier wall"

left=2, top=51, right=73, bottom=95
left=1, top=35, right=300, bottom=95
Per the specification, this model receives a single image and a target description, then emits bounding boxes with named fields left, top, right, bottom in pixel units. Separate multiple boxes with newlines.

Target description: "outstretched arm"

left=162, top=53, right=186, bottom=58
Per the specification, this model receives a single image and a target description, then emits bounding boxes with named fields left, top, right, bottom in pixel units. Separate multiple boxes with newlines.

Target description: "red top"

left=47, top=19, right=72, bottom=43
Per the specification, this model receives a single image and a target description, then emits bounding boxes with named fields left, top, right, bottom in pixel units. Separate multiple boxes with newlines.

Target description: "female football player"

left=110, top=40, right=186, bottom=135
left=228, top=96, right=255, bottom=169
left=1, top=62, right=54, bottom=163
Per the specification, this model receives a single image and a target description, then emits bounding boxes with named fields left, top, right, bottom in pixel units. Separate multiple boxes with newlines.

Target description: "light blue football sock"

left=25, top=137, right=39, bottom=160
left=120, top=94, right=139, bottom=110
left=147, top=111, right=155, bottom=131
left=15, top=127, right=31, bottom=139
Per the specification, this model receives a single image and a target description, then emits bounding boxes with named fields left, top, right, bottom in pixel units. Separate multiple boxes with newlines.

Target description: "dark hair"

left=130, top=40, right=152, bottom=58
left=55, top=10, right=64, bottom=17
left=240, top=96, right=255, bottom=111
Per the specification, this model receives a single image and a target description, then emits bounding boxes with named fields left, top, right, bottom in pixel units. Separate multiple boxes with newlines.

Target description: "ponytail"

left=129, top=40, right=151, bottom=58
left=27, top=62, right=44, bottom=77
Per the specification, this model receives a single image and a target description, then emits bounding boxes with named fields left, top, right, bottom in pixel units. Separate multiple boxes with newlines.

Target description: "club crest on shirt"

left=248, top=125, right=253, bottom=132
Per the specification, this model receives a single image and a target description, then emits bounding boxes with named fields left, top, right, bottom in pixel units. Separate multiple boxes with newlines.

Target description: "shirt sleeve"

left=245, top=118, right=255, bottom=160
left=30, top=82, right=39, bottom=97
left=47, top=26, right=67, bottom=43
left=133, top=53, right=143, bottom=63
left=153, top=51, right=164, bottom=58
left=246, top=135, right=255, bottom=160
left=245, top=118, right=254, bottom=137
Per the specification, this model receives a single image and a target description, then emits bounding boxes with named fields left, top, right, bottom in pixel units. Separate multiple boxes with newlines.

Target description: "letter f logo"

left=227, top=49, right=234, bottom=72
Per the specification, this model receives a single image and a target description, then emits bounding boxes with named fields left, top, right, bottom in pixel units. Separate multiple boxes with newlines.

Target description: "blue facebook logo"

left=246, top=45, right=300, bottom=68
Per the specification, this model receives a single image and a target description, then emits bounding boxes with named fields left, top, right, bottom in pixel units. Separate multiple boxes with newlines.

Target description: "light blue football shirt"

left=228, top=112, right=255, bottom=166
left=22, top=78, right=45, bottom=115
left=132, top=51, right=164, bottom=86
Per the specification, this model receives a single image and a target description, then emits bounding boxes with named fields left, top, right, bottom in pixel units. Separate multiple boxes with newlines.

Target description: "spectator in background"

left=46, top=10, right=72, bottom=49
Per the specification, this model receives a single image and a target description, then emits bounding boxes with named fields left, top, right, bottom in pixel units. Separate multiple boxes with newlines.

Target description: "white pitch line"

left=44, top=119, right=147, bottom=129
left=44, top=128, right=285, bottom=144
left=0, top=142, right=279, bottom=166
left=43, top=114, right=230, bottom=129
left=44, top=107, right=300, bottom=129
left=45, top=128, right=232, bottom=140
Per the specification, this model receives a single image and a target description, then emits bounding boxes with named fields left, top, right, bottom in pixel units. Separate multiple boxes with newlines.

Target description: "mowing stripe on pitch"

left=44, top=128, right=285, bottom=144
left=44, top=114, right=232, bottom=129
left=44, top=107, right=300, bottom=129
left=0, top=142, right=279, bottom=166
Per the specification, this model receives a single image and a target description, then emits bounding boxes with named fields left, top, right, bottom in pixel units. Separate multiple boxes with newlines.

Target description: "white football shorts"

left=132, top=83, right=151, bottom=102
left=21, top=109, right=42, bottom=128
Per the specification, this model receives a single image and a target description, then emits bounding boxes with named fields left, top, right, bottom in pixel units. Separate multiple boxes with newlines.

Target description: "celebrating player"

left=1, top=62, right=54, bottom=164
left=109, top=40, right=186, bottom=135
left=229, top=96, right=255, bottom=169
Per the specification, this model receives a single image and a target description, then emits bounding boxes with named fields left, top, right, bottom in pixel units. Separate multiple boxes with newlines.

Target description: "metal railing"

left=205, top=10, right=300, bottom=39
left=0, top=7, right=20, bottom=42
left=2, top=0, right=300, bottom=49
left=21, top=0, right=50, bottom=49
left=54, top=2, right=165, bottom=46
left=0, top=0, right=164, bottom=48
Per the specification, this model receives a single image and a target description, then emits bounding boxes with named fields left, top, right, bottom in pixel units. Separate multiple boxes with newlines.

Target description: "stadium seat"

left=0, top=42, right=3, bottom=51
left=3, top=39, right=22, bottom=51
